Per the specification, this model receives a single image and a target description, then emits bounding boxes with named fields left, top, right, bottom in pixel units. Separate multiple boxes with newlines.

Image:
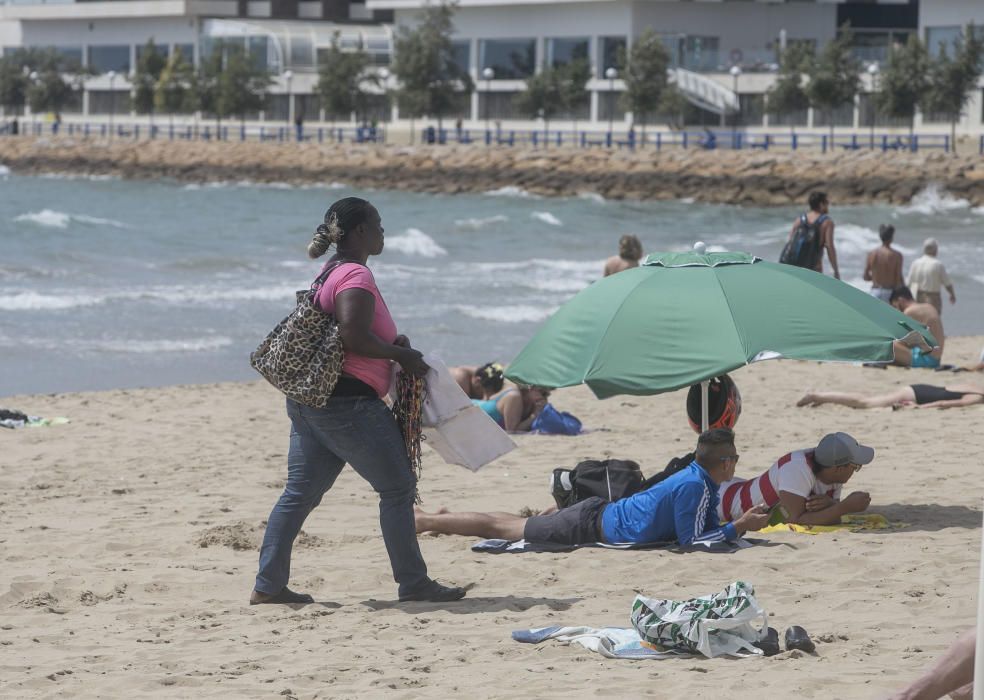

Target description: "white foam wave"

left=384, top=228, right=447, bottom=257
left=15, top=209, right=70, bottom=228
left=897, top=184, right=970, bottom=215
left=484, top=186, right=539, bottom=199
left=0, top=164, right=10, bottom=176
left=834, top=223, right=917, bottom=257
left=527, top=278, right=591, bottom=293
left=93, top=337, right=234, bottom=353
left=531, top=211, right=563, bottom=226
left=279, top=260, right=310, bottom=268
left=454, top=215, right=509, bottom=230
left=456, top=304, right=557, bottom=323
left=13, top=209, right=130, bottom=230
left=974, top=275, right=984, bottom=286
left=972, top=206, right=984, bottom=216
left=680, top=197, right=696, bottom=204
left=0, top=290, right=105, bottom=310
left=577, top=192, right=606, bottom=204
left=471, top=258, right=603, bottom=274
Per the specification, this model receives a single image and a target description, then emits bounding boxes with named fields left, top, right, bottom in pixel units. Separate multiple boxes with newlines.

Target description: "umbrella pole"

left=701, top=381, right=709, bottom=432
left=975, top=498, right=984, bottom=700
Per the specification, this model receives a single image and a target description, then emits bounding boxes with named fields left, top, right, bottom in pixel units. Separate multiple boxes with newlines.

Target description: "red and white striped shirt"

left=717, top=449, right=842, bottom=522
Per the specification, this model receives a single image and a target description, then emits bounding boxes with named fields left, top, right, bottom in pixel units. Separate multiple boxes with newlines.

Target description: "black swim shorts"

left=523, top=496, right=608, bottom=546
left=911, top=384, right=965, bottom=405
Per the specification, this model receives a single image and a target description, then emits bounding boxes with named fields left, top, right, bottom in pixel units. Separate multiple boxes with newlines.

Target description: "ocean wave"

left=834, top=223, right=917, bottom=257
left=471, top=258, right=603, bottom=274
left=0, top=164, right=9, bottom=176
left=37, top=172, right=117, bottom=182
left=0, top=290, right=106, bottom=310
left=454, top=215, right=509, bottom=230
left=455, top=304, right=557, bottom=323
left=577, top=192, right=606, bottom=204
left=531, top=211, right=563, bottom=226
left=897, top=184, right=970, bottom=215
left=483, top=186, right=539, bottom=199
left=974, top=275, right=984, bottom=286
left=92, top=336, right=234, bottom=354
left=384, top=228, right=447, bottom=257
left=13, top=209, right=130, bottom=230
left=526, top=278, right=592, bottom=293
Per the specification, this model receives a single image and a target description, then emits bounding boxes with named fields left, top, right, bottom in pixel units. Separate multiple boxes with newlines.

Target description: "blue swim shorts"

left=911, top=346, right=940, bottom=369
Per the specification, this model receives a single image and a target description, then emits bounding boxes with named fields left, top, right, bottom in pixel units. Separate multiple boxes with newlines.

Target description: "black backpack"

left=779, top=214, right=827, bottom=269
left=551, top=459, right=645, bottom=509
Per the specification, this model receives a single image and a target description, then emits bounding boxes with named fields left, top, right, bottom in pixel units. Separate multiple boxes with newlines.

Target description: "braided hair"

left=307, top=197, right=373, bottom=259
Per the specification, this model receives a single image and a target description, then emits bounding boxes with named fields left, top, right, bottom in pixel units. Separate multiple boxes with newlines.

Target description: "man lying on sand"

left=798, top=384, right=984, bottom=410
left=717, top=432, right=873, bottom=527
left=890, top=286, right=945, bottom=368
left=415, top=428, right=770, bottom=547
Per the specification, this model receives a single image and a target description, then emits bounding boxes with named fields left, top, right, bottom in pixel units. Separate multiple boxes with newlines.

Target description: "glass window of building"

left=681, top=36, right=719, bottom=72
left=52, top=46, right=84, bottom=70
left=925, top=26, right=962, bottom=57
left=599, top=36, right=626, bottom=73
left=479, top=39, right=535, bottom=79
left=136, top=42, right=169, bottom=64
left=366, top=37, right=391, bottom=67
left=289, top=35, right=314, bottom=69
left=546, top=37, right=588, bottom=68
left=88, top=45, right=130, bottom=74
left=173, top=43, right=195, bottom=64
left=451, top=40, right=470, bottom=74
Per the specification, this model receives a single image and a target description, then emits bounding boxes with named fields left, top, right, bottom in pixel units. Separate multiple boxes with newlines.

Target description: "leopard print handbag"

left=250, top=263, right=344, bottom=408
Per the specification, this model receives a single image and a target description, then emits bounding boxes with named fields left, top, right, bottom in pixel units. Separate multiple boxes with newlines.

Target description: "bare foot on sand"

left=796, top=392, right=819, bottom=407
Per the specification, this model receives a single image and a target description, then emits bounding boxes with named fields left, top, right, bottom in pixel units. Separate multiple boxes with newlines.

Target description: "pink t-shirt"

left=315, top=262, right=397, bottom=398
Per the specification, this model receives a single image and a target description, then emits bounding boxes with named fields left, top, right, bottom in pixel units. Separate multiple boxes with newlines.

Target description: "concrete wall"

left=19, top=17, right=197, bottom=47
left=920, top=0, right=984, bottom=29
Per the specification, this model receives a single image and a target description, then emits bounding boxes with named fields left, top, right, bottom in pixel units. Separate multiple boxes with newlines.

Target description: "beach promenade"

left=5, top=135, right=984, bottom=206
left=2, top=336, right=982, bottom=697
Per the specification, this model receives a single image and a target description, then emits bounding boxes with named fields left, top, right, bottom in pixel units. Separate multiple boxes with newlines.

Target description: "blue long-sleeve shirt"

left=600, top=461, right=739, bottom=546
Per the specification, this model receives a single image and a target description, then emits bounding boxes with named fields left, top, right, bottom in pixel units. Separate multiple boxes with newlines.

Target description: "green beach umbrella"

left=506, top=249, right=936, bottom=401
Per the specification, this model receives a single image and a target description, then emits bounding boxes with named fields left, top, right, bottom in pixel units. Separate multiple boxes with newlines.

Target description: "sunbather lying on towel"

left=415, top=428, right=771, bottom=547
left=717, top=432, right=873, bottom=527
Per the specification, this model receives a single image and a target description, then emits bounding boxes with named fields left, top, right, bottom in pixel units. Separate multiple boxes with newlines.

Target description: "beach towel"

left=760, top=513, right=906, bottom=535
left=0, top=409, right=70, bottom=430
left=514, top=581, right=768, bottom=660
left=512, top=626, right=687, bottom=660
left=471, top=537, right=760, bottom=555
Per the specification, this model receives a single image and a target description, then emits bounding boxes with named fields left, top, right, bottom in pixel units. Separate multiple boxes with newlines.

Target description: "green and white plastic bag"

left=630, top=581, right=767, bottom=658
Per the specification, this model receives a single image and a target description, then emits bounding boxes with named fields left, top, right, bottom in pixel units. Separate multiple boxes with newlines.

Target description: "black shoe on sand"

left=754, top=627, right=781, bottom=656
left=399, top=580, right=467, bottom=602
left=784, top=625, right=816, bottom=653
left=250, top=587, right=314, bottom=605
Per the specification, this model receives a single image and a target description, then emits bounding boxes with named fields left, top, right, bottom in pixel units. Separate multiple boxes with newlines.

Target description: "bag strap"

left=311, top=260, right=347, bottom=291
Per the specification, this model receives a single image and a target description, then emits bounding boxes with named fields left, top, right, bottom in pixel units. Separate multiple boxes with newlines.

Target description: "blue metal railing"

left=422, top=127, right=954, bottom=153
left=4, top=120, right=386, bottom=144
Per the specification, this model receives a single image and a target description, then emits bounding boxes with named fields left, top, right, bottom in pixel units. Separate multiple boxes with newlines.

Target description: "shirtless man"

left=788, top=191, right=840, bottom=279
left=603, top=235, right=643, bottom=277
left=890, top=286, right=944, bottom=368
left=864, top=224, right=903, bottom=302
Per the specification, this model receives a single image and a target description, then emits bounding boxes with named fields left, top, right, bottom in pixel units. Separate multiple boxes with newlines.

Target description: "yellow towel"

left=760, top=513, right=907, bottom=535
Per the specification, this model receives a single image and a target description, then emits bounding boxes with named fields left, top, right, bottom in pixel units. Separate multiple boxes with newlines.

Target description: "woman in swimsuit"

left=450, top=362, right=505, bottom=400
left=473, top=384, right=551, bottom=431
left=797, top=383, right=984, bottom=410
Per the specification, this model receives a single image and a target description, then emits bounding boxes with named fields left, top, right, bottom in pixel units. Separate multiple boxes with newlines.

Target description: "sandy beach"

left=2, top=335, right=982, bottom=698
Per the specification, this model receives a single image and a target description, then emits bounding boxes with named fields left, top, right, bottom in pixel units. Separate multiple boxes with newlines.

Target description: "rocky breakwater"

left=3, top=135, right=984, bottom=206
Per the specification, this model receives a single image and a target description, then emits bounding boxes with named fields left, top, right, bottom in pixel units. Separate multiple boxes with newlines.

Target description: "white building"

left=3, top=0, right=984, bottom=132
left=367, top=0, right=984, bottom=133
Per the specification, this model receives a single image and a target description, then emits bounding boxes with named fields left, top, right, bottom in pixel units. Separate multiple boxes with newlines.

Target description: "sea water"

left=1, top=172, right=982, bottom=396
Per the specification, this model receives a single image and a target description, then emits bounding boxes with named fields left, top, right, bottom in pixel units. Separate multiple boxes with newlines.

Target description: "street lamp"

left=729, top=65, right=742, bottom=127
left=867, top=62, right=879, bottom=149
left=107, top=70, right=116, bottom=139
left=28, top=71, right=38, bottom=134
left=283, top=70, right=293, bottom=126
left=604, top=66, right=617, bottom=141
left=481, top=66, right=494, bottom=142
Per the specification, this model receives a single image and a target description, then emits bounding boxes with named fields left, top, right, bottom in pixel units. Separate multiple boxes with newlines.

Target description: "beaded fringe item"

left=392, top=371, right=425, bottom=504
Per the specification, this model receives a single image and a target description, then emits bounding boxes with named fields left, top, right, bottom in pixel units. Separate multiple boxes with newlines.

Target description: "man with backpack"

left=780, top=191, right=840, bottom=280
left=413, top=428, right=770, bottom=548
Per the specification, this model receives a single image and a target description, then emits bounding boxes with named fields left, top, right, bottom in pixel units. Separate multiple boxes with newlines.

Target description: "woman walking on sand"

left=251, top=197, right=466, bottom=604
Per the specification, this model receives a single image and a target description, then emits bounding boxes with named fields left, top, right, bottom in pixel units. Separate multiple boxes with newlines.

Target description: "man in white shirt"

left=717, top=432, right=873, bottom=526
left=906, top=238, right=955, bottom=315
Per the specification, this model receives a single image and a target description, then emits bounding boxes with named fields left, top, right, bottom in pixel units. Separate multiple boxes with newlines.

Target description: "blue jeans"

left=255, top=396, right=429, bottom=597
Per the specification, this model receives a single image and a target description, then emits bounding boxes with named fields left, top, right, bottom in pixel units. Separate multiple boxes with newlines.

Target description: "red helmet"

left=687, top=374, right=741, bottom=433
